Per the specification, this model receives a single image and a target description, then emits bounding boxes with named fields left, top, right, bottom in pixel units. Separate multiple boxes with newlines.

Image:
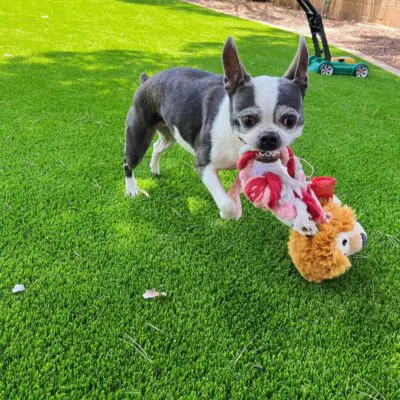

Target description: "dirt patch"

left=186, top=0, right=400, bottom=70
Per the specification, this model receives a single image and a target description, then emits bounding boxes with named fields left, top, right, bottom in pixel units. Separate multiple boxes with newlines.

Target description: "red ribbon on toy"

left=237, top=151, right=260, bottom=170
left=243, top=174, right=282, bottom=208
left=310, top=176, right=336, bottom=200
left=300, top=187, right=324, bottom=222
left=237, top=151, right=283, bottom=209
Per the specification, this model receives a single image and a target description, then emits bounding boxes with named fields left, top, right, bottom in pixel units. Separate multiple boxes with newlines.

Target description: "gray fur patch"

left=231, top=82, right=255, bottom=115
left=130, top=68, right=227, bottom=170
left=144, top=68, right=224, bottom=147
left=275, top=78, right=304, bottom=125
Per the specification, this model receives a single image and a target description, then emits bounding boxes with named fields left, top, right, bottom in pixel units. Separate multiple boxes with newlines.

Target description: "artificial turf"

left=1, top=0, right=399, bottom=398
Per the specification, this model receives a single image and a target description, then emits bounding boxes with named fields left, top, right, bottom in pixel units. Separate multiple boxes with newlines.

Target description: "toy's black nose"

left=361, top=233, right=367, bottom=248
left=258, top=132, right=281, bottom=151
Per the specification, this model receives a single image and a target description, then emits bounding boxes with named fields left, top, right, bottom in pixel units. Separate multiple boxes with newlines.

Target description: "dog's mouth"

left=255, top=150, right=281, bottom=163
left=238, top=137, right=282, bottom=163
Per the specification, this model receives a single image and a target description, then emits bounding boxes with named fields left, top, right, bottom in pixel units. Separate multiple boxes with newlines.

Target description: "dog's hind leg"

left=149, top=126, right=175, bottom=176
left=124, top=105, right=156, bottom=197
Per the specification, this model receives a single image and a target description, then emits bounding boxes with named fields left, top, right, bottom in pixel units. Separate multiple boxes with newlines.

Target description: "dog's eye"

left=241, top=116, right=258, bottom=128
left=342, top=239, right=348, bottom=246
left=280, top=115, right=297, bottom=129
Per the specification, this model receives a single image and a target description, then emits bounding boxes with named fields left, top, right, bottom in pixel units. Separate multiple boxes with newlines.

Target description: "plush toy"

left=229, top=146, right=367, bottom=282
left=288, top=196, right=367, bottom=282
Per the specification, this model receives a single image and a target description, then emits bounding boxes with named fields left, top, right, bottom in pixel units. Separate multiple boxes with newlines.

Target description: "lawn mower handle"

left=296, top=0, right=331, bottom=61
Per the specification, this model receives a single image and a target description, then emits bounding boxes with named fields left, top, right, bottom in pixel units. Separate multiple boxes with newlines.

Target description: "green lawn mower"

left=297, top=0, right=369, bottom=78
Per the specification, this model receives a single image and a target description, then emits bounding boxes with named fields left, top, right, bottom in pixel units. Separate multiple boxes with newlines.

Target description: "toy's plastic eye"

left=337, top=233, right=350, bottom=255
left=280, top=114, right=297, bottom=129
left=241, top=116, right=258, bottom=128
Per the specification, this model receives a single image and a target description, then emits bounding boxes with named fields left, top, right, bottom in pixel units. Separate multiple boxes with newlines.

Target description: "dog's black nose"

left=361, top=233, right=367, bottom=248
left=258, top=132, right=281, bottom=151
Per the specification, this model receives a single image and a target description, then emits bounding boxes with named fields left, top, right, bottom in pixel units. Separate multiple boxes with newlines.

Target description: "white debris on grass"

left=142, top=289, right=166, bottom=299
left=12, top=284, right=25, bottom=294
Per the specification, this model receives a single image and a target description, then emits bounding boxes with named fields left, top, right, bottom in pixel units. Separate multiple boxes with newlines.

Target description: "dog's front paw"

left=125, top=187, right=138, bottom=197
left=219, top=201, right=239, bottom=220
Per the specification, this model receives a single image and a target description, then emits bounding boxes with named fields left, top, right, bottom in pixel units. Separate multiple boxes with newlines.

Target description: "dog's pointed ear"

left=284, top=36, right=309, bottom=94
left=222, top=36, right=250, bottom=96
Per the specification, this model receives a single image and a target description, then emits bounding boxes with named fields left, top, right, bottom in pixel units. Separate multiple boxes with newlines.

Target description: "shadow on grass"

left=116, top=0, right=239, bottom=18
left=0, top=33, right=299, bottom=117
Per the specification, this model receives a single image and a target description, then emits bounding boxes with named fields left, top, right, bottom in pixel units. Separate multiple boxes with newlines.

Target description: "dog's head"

left=222, top=36, right=309, bottom=161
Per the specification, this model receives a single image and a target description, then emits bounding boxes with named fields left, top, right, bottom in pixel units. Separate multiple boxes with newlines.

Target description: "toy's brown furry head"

left=288, top=200, right=367, bottom=283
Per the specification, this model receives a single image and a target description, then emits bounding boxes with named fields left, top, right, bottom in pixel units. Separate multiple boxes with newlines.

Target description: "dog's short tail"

left=140, top=72, right=149, bottom=84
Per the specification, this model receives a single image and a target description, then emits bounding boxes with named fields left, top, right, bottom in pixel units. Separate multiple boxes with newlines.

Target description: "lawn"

left=1, top=0, right=399, bottom=398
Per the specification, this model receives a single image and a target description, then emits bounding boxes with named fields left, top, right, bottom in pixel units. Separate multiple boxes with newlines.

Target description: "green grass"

left=1, top=0, right=399, bottom=398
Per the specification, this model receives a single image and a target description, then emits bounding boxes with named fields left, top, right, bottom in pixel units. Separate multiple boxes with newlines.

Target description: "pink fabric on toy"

left=229, top=147, right=333, bottom=230
left=275, top=202, right=297, bottom=220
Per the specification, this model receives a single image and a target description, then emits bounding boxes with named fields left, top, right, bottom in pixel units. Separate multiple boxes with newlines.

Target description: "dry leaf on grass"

left=138, top=188, right=149, bottom=198
left=142, top=289, right=166, bottom=299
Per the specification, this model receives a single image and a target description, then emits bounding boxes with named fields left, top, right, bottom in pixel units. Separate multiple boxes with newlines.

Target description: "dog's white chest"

left=209, top=97, right=242, bottom=169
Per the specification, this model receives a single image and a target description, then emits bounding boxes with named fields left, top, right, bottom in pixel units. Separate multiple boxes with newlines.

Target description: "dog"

left=124, top=36, right=309, bottom=224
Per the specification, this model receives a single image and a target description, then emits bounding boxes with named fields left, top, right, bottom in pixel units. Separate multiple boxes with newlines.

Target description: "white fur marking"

left=210, top=96, right=242, bottom=169
left=172, top=126, right=195, bottom=156
left=253, top=76, right=279, bottom=125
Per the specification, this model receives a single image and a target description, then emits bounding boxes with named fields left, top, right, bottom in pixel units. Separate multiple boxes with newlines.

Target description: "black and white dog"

left=124, top=36, right=309, bottom=222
